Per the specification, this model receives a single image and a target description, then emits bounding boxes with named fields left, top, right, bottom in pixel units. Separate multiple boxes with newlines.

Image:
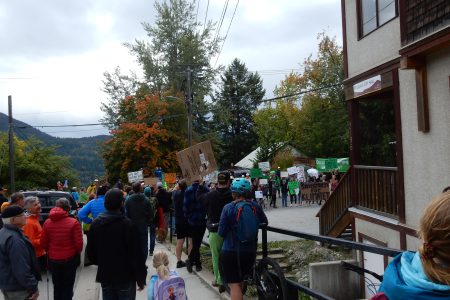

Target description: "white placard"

left=297, top=167, right=305, bottom=180
left=258, top=161, right=270, bottom=172
left=255, top=191, right=263, bottom=199
left=287, top=166, right=299, bottom=175
left=295, top=188, right=300, bottom=195
left=127, top=170, right=144, bottom=183
left=280, top=171, right=288, bottom=178
left=259, top=179, right=268, bottom=185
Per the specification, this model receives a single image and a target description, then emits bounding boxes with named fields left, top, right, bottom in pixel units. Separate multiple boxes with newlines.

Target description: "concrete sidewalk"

left=73, top=242, right=223, bottom=300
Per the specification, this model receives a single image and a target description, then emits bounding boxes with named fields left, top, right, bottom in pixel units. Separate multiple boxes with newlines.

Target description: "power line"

left=195, top=0, right=201, bottom=23
left=202, top=0, right=209, bottom=33
left=259, top=83, right=343, bottom=103
left=214, top=0, right=239, bottom=68
left=213, top=0, right=230, bottom=46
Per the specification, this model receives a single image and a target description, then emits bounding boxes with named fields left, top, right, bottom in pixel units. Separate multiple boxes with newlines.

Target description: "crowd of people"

left=0, top=176, right=449, bottom=300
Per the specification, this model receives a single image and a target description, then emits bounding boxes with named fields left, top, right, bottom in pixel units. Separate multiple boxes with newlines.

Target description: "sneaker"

left=186, top=259, right=193, bottom=273
left=176, top=261, right=186, bottom=268
left=211, top=281, right=219, bottom=287
left=149, top=251, right=153, bottom=256
left=219, top=285, right=226, bottom=293
left=195, top=264, right=202, bottom=272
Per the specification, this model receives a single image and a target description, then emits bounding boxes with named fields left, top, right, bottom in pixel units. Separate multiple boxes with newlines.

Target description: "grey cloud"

left=0, top=0, right=154, bottom=61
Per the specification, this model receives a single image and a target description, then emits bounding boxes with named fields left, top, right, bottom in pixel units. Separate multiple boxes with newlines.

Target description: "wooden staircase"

left=317, top=168, right=353, bottom=238
left=317, top=165, right=400, bottom=239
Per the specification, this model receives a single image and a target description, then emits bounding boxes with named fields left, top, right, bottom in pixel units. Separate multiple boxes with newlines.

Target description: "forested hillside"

left=0, top=112, right=108, bottom=186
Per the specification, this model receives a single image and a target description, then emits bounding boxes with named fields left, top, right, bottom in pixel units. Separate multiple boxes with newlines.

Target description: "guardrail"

left=260, top=224, right=402, bottom=299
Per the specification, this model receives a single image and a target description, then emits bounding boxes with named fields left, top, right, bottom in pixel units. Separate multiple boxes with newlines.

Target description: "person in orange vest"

left=23, top=196, right=46, bottom=272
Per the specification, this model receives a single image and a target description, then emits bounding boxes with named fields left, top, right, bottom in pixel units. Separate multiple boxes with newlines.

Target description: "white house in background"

left=317, top=1, right=450, bottom=297
left=234, top=145, right=313, bottom=170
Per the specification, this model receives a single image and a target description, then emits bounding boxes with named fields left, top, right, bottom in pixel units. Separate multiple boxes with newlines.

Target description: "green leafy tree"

left=291, top=33, right=348, bottom=158
left=0, top=133, right=79, bottom=191
left=211, top=58, right=265, bottom=168
left=102, top=93, right=187, bottom=183
left=101, top=0, right=220, bottom=139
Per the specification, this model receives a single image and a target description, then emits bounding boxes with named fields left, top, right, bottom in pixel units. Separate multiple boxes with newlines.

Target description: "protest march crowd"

left=0, top=167, right=449, bottom=300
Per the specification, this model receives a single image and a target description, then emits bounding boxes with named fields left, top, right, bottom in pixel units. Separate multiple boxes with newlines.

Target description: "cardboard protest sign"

left=297, top=167, right=305, bottom=181
left=250, top=168, right=263, bottom=178
left=258, top=162, right=270, bottom=172
left=127, top=170, right=144, bottom=183
left=301, top=182, right=330, bottom=203
left=143, top=177, right=159, bottom=187
left=280, top=171, right=289, bottom=178
left=203, top=171, right=218, bottom=183
left=176, top=140, right=218, bottom=183
left=259, top=179, right=268, bottom=185
left=287, top=166, right=299, bottom=175
left=164, top=173, right=177, bottom=184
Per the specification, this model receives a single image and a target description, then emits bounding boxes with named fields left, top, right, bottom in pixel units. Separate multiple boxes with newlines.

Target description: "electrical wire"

left=213, top=0, right=230, bottom=46
left=202, top=0, right=209, bottom=33
left=213, top=0, right=240, bottom=68
left=195, top=0, right=201, bottom=24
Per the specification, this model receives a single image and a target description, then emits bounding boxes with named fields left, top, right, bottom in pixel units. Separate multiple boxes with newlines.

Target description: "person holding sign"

left=288, top=177, right=299, bottom=207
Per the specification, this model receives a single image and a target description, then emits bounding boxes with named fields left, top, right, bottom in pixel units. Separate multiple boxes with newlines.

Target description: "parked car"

left=22, top=191, right=78, bottom=223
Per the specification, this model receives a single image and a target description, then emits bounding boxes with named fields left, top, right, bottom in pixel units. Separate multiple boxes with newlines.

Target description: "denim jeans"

left=101, top=282, right=135, bottom=300
left=1, top=290, right=31, bottom=300
left=281, top=193, right=288, bottom=207
left=148, top=223, right=156, bottom=254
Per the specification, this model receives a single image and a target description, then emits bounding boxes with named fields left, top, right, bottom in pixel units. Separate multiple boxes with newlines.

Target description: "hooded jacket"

left=125, top=193, right=153, bottom=234
left=23, top=214, right=45, bottom=258
left=78, top=195, right=106, bottom=224
left=183, top=183, right=208, bottom=226
left=375, top=251, right=450, bottom=300
left=201, top=187, right=233, bottom=232
left=0, top=224, right=41, bottom=293
left=86, top=211, right=147, bottom=287
left=41, top=207, right=83, bottom=260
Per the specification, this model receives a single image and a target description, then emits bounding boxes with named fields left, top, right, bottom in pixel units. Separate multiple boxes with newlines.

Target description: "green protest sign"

left=250, top=168, right=263, bottom=178
left=315, top=158, right=349, bottom=172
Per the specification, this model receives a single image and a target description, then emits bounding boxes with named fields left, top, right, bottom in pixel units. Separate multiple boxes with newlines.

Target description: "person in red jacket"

left=41, top=198, right=83, bottom=300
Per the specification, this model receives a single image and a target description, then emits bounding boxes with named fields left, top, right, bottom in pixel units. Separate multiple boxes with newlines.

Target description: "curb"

left=166, top=243, right=230, bottom=300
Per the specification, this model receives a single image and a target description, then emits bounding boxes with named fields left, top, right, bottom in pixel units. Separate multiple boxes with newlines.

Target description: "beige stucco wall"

left=344, top=0, right=401, bottom=78
left=355, top=218, right=401, bottom=249
left=399, top=48, right=450, bottom=228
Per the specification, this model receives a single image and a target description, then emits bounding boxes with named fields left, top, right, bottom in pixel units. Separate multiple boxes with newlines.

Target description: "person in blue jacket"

left=218, top=178, right=268, bottom=300
left=371, top=191, right=450, bottom=300
left=78, top=185, right=110, bottom=224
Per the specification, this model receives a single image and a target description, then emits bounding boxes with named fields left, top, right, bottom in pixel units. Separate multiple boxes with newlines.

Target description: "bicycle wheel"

left=255, top=257, right=288, bottom=300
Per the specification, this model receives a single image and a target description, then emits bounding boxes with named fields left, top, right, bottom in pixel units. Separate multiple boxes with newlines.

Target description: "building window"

left=359, top=0, right=397, bottom=36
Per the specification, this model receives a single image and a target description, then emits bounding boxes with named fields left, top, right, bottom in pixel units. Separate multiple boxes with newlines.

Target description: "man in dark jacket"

left=125, top=182, right=154, bottom=266
left=172, top=180, right=192, bottom=268
left=0, top=206, right=41, bottom=300
left=183, top=180, right=208, bottom=273
left=200, top=171, right=232, bottom=292
left=87, top=188, right=147, bottom=300
left=155, top=182, right=172, bottom=229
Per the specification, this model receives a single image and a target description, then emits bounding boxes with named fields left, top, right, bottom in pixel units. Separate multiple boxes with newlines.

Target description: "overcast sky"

left=0, top=0, right=342, bottom=138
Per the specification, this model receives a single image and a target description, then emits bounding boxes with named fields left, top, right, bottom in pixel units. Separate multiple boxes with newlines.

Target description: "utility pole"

left=8, top=95, right=15, bottom=192
left=186, top=67, right=193, bottom=147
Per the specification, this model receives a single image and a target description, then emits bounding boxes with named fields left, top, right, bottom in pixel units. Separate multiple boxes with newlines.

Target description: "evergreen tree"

left=101, top=0, right=220, bottom=139
left=211, top=58, right=265, bottom=168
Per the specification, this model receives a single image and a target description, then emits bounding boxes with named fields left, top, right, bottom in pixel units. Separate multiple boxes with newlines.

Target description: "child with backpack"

left=218, top=178, right=268, bottom=300
left=147, top=251, right=187, bottom=300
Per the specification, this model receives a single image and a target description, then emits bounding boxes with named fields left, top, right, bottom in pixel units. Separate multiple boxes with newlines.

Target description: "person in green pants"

left=199, top=172, right=233, bottom=293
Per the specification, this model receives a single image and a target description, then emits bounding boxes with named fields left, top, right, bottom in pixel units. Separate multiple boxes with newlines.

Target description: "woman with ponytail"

left=371, top=191, right=450, bottom=299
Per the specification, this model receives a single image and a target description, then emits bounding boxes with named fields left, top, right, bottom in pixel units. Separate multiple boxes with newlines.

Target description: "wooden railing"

left=318, top=168, right=352, bottom=235
left=354, top=165, right=398, bottom=218
left=318, top=165, right=399, bottom=236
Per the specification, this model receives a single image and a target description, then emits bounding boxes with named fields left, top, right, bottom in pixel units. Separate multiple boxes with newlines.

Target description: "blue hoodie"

left=379, top=251, right=450, bottom=300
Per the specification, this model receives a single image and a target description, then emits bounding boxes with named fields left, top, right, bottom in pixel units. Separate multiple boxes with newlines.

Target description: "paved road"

left=263, top=201, right=321, bottom=241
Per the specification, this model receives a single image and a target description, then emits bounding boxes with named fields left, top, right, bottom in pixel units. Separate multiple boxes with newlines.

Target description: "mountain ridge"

left=0, top=112, right=108, bottom=186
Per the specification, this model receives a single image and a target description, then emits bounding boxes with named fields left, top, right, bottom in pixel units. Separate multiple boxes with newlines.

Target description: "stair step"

left=257, top=248, right=284, bottom=255
left=257, top=253, right=286, bottom=260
